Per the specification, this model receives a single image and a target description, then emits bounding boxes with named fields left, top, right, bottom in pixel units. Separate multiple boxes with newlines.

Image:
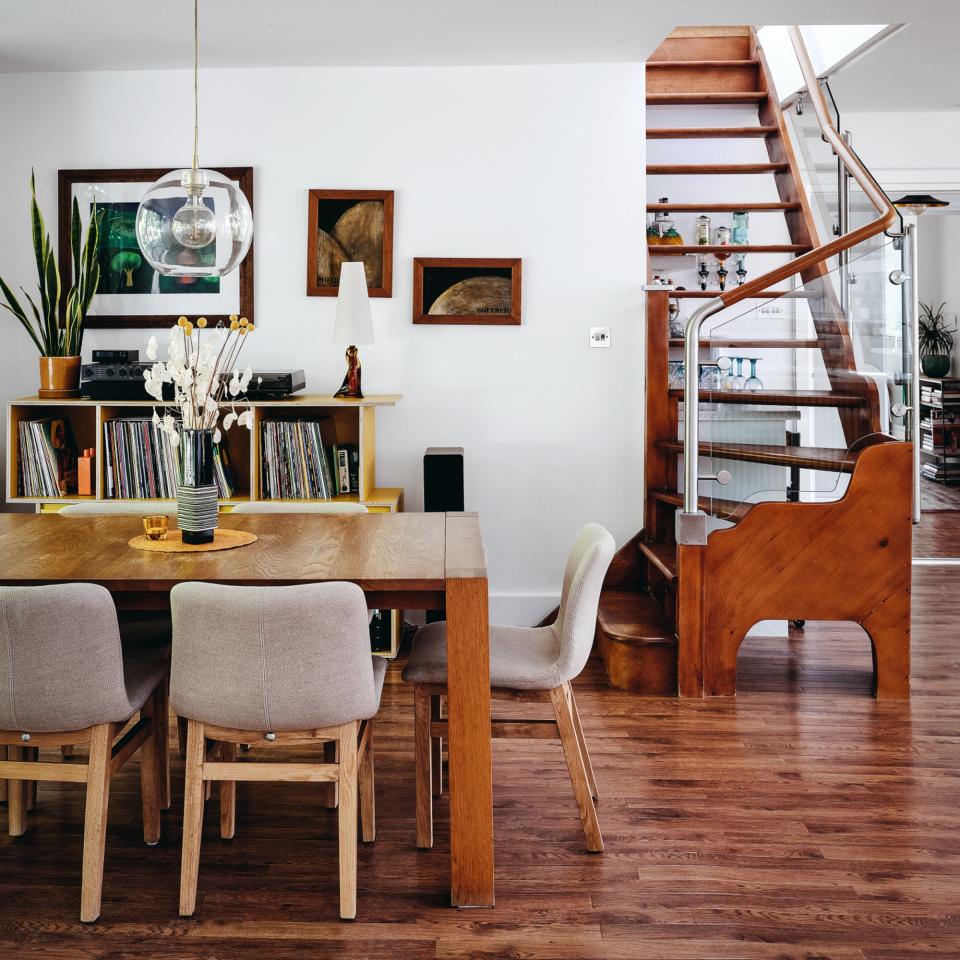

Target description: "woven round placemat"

left=129, top=529, right=259, bottom=553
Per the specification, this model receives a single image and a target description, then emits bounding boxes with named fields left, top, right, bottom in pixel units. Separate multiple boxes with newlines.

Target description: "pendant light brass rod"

left=192, top=0, right=200, bottom=173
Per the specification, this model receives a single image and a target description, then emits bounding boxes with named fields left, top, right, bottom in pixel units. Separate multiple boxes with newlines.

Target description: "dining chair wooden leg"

left=219, top=742, right=237, bottom=840
left=567, top=685, right=598, bottom=800
left=430, top=694, right=444, bottom=797
left=549, top=684, right=603, bottom=853
left=7, top=745, right=28, bottom=837
left=338, top=721, right=359, bottom=920
left=26, top=746, right=39, bottom=811
left=413, top=684, right=433, bottom=850
left=177, top=716, right=188, bottom=758
left=156, top=678, right=171, bottom=810
left=323, top=740, right=339, bottom=809
left=139, top=696, right=162, bottom=847
left=358, top=723, right=376, bottom=843
left=80, top=723, right=115, bottom=923
left=179, top=719, right=206, bottom=917
left=0, top=745, right=6, bottom=804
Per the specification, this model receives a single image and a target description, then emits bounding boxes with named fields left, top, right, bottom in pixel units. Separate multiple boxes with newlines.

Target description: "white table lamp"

left=333, top=262, right=375, bottom=399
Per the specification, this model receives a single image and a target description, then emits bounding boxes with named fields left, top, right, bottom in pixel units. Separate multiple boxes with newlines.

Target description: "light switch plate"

left=589, top=326, right=611, bottom=348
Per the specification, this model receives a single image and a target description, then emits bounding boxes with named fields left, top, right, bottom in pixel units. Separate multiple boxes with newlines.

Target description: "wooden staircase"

left=595, top=27, right=912, bottom=700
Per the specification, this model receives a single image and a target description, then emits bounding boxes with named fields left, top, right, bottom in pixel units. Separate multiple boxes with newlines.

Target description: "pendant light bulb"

left=171, top=170, right=217, bottom=248
left=135, top=0, right=252, bottom=279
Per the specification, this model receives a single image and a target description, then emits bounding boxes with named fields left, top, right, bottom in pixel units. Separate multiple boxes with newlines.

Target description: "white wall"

left=758, top=24, right=890, bottom=103
left=0, top=63, right=646, bottom=624
left=918, top=215, right=960, bottom=376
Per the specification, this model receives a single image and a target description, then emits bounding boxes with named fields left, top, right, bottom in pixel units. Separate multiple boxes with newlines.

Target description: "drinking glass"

left=745, top=358, right=764, bottom=391
left=668, top=360, right=684, bottom=389
left=716, top=356, right=735, bottom=388
left=729, top=357, right=746, bottom=390
left=698, top=363, right=721, bottom=391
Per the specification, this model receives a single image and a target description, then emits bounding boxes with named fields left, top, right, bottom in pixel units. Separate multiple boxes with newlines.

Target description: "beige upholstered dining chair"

left=57, top=501, right=177, bottom=652
left=230, top=501, right=369, bottom=514
left=170, top=581, right=387, bottom=920
left=402, top=523, right=615, bottom=852
left=0, top=583, right=170, bottom=922
left=58, top=501, right=179, bottom=516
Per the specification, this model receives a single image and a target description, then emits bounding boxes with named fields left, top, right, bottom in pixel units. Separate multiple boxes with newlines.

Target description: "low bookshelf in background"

left=6, top=393, right=405, bottom=654
left=919, top=376, right=960, bottom=487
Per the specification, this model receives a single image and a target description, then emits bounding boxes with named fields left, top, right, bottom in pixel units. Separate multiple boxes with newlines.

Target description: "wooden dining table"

left=0, top=510, right=495, bottom=908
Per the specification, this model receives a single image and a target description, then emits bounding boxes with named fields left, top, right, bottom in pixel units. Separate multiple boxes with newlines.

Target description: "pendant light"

left=892, top=194, right=950, bottom=216
left=136, top=0, right=252, bottom=278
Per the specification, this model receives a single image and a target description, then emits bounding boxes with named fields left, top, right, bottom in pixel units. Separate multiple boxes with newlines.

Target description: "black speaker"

left=424, top=447, right=464, bottom=623
left=423, top=447, right=464, bottom=512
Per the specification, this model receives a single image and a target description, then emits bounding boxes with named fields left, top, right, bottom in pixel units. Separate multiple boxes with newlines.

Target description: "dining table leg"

left=444, top=571, right=495, bottom=907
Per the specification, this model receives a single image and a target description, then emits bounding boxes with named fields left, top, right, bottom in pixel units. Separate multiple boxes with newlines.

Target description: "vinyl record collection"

left=17, top=418, right=79, bottom=498
left=260, top=418, right=359, bottom=499
left=103, top=418, right=238, bottom=500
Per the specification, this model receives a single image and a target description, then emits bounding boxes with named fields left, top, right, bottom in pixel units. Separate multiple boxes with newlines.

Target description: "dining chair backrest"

left=170, top=581, right=379, bottom=731
left=229, top=502, right=369, bottom=514
left=553, top=524, right=616, bottom=685
left=58, top=501, right=178, bottom=516
left=0, top=583, right=132, bottom=732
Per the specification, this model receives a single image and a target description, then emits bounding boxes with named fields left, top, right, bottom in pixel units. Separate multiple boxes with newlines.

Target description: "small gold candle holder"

left=143, top=515, right=169, bottom=541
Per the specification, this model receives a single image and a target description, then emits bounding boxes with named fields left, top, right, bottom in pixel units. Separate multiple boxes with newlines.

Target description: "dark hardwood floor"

left=3, top=566, right=960, bottom=958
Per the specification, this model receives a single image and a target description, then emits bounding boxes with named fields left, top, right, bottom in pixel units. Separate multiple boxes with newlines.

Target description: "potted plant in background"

left=919, top=301, right=956, bottom=379
left=0, top=172, right=101, bottom=397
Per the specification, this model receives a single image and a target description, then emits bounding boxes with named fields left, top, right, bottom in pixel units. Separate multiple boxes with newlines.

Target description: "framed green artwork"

left=58, top=167, right=254, bottom=329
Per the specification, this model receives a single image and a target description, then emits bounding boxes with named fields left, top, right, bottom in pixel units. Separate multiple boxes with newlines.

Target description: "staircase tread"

left=658, top=440, right=860, bottom=473
left=669, top=338, right=822, bottom=348
left=597, top=590, right=676, bottom=646
left=646, top=59, right=759, bottom=68
left=647, top=126, right=779, bottom=139
left=647, top=202, right=800, bottom=211
left=648, top=92, right=768, bottom=104
left=649, top=490, right=754, bottom=524
left=668, top=388, right=866, bottom=408
left=648, top=163, right=789, bottom=174
left=668, top=289, right=797, bottom=298
left=638, top=540, right=678, bottom=583
left=650, top=244, right=809, bottom=255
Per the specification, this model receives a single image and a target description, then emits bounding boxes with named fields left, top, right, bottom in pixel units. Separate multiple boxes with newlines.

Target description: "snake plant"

left=0, top=171, right=102, bottom=357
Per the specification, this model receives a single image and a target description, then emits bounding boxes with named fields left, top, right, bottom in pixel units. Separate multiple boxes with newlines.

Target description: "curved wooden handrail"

left=715, top=27, right=897, bottom=309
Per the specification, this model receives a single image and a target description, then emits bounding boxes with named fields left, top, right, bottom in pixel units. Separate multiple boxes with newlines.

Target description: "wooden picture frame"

left=307, top=189, right=394, bottom=298
left=412, top=258, right=522, bottom=325
left=57, top=167, right=254, bottom=330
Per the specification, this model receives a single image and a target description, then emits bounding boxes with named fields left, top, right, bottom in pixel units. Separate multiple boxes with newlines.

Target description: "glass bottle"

left=653, top=198, right=683, bottom=244
left=695, top=215, right=712, bottom=246
left=732, top=211, right=749, bottom=245
left=668, top=298, right=685, bottom=339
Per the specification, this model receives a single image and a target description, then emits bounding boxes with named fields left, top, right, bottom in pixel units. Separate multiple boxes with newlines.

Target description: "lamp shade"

left=333, top=262, right=375, bottom=345
left=892, top=194, right=950, bottom=216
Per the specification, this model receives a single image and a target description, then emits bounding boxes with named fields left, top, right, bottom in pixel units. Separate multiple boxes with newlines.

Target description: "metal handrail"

left=679, top=26, right=900, bottom=535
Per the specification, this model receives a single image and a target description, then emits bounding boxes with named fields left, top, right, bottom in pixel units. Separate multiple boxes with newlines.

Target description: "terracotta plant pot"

left=38, top=356, right=81, bottom=399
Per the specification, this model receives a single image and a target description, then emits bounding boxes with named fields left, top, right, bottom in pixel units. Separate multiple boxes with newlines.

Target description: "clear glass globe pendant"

left=135, top=0, right=252, bottom=278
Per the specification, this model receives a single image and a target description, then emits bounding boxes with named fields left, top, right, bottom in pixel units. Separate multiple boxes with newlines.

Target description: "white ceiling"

left=0, top=0, right=954, bottom=72
left=829, top=19, right=960, bottom=112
